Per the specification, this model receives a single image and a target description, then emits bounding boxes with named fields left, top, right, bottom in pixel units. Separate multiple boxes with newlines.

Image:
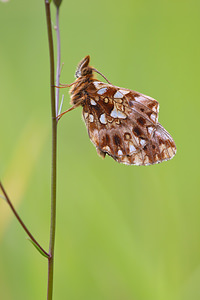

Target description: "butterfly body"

left=65, top=56, right=176, bottom=166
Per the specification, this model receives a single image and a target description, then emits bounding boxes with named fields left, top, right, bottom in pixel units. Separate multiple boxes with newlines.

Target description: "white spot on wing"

left=135, top=95, right=145, bottom=101
left=110, top=108, right=126, bottom=119
left=150, top=113, right=156, bottom=122
left=118, top=149, right=123, bottom=156
left=93, top=81, right=104, bottom=89
left=97, top=87, right=108, bottom=95
left=148, top=126, right=154, bottom=135
left=140, top=139, right=146, bottom=147
left=84, top=112, right=88, bottom=119
left=118, top=111, right=127, bottom=119
left=114, top=91, right=123, bottom=99
left=90, top=99, right=97, bottom=105
left=110, top=108, right=118, bottom=118
left=129, top=144, right=137, bottom=153
left=118, top=89, right=130, bottom=96
left=100, top=113, right=107, bottom=124
left=89, top=114, right=94, bottom=122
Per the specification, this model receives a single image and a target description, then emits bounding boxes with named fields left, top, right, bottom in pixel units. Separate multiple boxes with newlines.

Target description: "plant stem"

left=55, top=7, right=61, bottom=116
left=0, top=182, right=49, bottom=258
left=44, top=1, right=57, bottom=299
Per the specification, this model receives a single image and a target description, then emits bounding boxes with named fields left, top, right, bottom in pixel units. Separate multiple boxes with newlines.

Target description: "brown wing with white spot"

left=82, top=80, right=176, bottom=165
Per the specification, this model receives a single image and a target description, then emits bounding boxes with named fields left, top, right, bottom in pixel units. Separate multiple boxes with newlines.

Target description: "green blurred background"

left=0, top=0, right=200, bottom=299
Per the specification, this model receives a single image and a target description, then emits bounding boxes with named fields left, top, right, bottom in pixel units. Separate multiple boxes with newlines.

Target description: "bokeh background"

left=0, top=0, right=200, bottom=299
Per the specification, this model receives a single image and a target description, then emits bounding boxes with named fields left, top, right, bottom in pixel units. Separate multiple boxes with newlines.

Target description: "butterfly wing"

left=82, top=81, right=176, bottom=165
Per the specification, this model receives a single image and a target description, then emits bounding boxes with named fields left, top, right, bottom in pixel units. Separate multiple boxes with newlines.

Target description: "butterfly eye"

left=81, top=67, right=92, bottom=76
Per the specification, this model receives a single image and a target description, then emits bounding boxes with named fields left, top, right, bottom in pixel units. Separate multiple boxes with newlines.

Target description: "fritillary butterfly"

left=58, top=56, right=176, bottom=166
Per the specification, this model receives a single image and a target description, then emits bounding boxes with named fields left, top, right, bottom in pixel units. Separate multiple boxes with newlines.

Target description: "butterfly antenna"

left=92, top=68, right=112, bottom=85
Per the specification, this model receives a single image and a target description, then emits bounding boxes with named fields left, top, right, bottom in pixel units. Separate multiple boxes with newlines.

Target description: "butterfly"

left=57, top=56, right=176, bottom=166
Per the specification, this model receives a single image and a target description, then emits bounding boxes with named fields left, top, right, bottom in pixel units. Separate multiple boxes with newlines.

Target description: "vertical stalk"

left=55, top=7, right=61, bottom=116
left=44, top=1, right=57, bottom=299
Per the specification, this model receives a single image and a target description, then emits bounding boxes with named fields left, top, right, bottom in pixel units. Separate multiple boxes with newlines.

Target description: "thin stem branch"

left=44, top=1, right=58, bottom=299
left=55, top=7, right=61, bottom=116
left=0, top=181, right=49, bottom=258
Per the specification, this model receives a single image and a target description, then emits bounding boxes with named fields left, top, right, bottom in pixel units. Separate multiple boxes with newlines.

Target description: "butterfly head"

left=75, top=55, right=93, bottom=78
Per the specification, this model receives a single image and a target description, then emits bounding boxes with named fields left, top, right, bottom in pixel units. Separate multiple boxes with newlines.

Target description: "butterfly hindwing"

left=67, top=56, right=176, bottom=165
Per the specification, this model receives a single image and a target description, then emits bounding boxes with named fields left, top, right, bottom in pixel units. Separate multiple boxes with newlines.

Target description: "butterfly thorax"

left=70, top=55, right=97, bottom=106
left=69, top=75, right=96, bottom=106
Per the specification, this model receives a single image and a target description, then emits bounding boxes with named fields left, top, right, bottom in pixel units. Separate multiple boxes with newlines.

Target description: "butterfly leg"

left=56, top=98, right=85, bottom=120
left=54, top=81, right=77, bottom=89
